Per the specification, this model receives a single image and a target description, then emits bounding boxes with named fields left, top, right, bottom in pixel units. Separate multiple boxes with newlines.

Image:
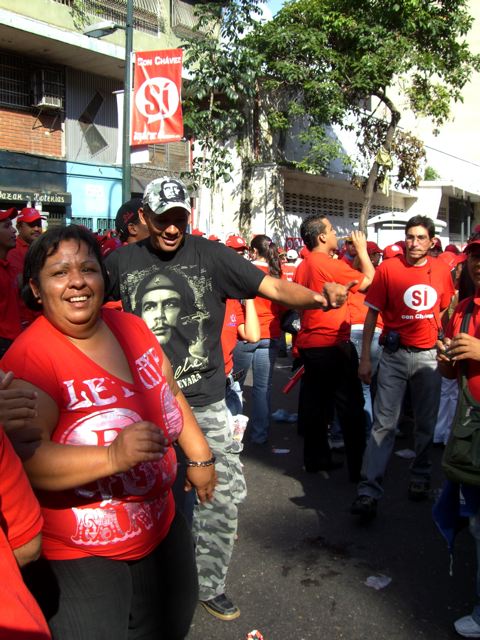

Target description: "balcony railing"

left=53, top=0, right=166, bottom=35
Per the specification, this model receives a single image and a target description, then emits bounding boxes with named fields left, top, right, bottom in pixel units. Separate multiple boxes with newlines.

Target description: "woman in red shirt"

left=233, top=235, right=285, bottom=444
left=1, top=225, right=215, bottom=639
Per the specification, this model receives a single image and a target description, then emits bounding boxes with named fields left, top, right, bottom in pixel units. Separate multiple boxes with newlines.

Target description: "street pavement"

left=187, top=355, right=474, bottom=640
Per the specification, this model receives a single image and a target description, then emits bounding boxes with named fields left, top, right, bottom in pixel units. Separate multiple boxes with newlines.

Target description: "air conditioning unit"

left=32, top=68, right=64, bottom=111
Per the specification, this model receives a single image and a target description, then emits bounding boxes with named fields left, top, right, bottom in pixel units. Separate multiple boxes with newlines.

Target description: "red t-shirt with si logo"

left=365, top=255, right=454, bottom=348
left=1, top=309, right=183, bottom=561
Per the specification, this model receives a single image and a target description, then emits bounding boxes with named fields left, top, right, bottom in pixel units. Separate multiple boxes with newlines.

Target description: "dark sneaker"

left=408, top=480, right=430, bottom=502
left=200, top=594, right=240, bottom=620
left=350, top=495, right=377, bottom=518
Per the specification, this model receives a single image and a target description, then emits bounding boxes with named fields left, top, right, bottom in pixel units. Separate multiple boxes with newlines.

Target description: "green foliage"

left=424, top=166, right=441, bottom=181
left=182, top=0, right=480, bottom=206
left=181, top=0, right=264, bottom=190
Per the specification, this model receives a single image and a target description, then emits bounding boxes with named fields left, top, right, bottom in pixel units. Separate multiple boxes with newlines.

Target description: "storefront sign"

left=0, top=189, right=71, bottom=205
left=131, top=49, right=184, bottom=146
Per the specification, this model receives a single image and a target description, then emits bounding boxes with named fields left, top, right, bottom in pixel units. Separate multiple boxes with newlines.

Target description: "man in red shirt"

left=8, top=208, right=45, bottom=275
left=7, top=208, right=45, bottom=330
left=352, top=215, right=455, bottom=518
left=0, top=208, right=22, bottom=356
left=115, top=198, right=149, bottom=245
left=295, top=215, right=375, bottom=480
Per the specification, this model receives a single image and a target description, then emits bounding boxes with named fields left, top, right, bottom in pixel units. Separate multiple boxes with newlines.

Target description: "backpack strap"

left=459, top=298, right=475, bottom=381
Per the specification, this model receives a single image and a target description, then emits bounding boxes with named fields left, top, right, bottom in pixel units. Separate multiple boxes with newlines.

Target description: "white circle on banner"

left=403, top=284, right=438, bottom=312
left=135, top=78, right=180, bottom=122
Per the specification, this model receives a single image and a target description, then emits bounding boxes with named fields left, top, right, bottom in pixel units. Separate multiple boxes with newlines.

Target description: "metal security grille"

left=0, top=52, right=65, bottom=110
left=347, top=201, right=404, bottom=220
left=45, top=212, right=66, bottom=228
left=0, top=53, right=31, bottom=109
left=72, top=216, right=94, bottom=229
left=96, top=218, right=113, bottom=231
left=53, top=0, right=165, bottom=34
left=284, top=192, right=345, bottom=218
left=149, top=141, right=190, bottom=173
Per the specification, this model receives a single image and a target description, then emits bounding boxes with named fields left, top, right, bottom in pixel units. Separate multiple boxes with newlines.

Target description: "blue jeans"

left=350, top=327, right=382, bottom=437
left=233, top=338, right=280, bottom=443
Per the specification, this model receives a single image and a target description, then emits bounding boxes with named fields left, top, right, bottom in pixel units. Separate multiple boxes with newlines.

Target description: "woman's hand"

left=446, top=333, right=480, bottom=362
left=185, top=465, right=217, bottom=503
left=107, top=421, right=170, bottom=474
left=436, top=337, right=453, bottom=363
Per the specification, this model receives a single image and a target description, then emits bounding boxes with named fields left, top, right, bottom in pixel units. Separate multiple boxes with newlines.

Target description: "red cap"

left=208, top=234, right=220, bottom=242
left=0, top=207, right=17, bottom=222
left=431, top=237, right=443, bottom=250
left=191, top=228, right=205, bottom=236
left=438, top=251, right=466, bottom=269
left=366, top=241, right=383, bottom=255
left=383, top=243, right=404, bottom=259
left=97, top=233, right=122, bottom=257
left=464, top=239, right=480, bottom=253
left=226, top=235, right=247, bottom=249
left=444, top=243, right=460, bottom=254
left=17, top=207, right=45, bottom=224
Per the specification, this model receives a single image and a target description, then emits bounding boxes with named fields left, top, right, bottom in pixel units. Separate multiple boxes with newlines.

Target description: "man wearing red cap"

left=0, top=208, right=22, bottom=356
left=225, top=235, right=248, bottom=257
left=7, top=208, right=45, bottom=329
left=8, top=208, right=45, bottom=276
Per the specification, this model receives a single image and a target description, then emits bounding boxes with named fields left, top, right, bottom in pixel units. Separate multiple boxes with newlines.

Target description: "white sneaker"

left=454, top=615, right=480, bottom=638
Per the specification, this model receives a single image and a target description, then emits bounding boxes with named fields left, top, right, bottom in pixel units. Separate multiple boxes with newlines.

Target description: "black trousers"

left=299, top=342, right=366, bottom=480
left=23, top=511, right=198, bottom=640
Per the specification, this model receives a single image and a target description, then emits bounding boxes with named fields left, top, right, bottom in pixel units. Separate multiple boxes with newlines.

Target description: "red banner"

left=131, top=49, right=183, bottom=146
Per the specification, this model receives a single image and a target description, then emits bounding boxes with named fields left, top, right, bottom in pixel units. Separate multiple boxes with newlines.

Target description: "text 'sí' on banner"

left=131, top=49, right=184, bottom=146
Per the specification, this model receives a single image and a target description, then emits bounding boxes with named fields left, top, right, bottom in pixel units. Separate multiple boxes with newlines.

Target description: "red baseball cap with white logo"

left=226, top=235, right=247, bottom=250
left=0, top=207, right=17, bottom=222
left=17, top=208, right=45, bottom=224
left=383, top=243, right=404, bottom=259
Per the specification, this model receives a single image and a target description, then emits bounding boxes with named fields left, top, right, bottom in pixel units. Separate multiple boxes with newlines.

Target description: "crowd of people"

left=1, top=177, right=480, bottom=639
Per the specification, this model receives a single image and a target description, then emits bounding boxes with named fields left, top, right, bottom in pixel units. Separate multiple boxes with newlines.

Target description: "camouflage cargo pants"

left=191, top=399, right=247, bottom=601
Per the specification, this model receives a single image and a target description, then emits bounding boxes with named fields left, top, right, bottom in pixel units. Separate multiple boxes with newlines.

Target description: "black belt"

left=398, top=344, right=435, bottom=352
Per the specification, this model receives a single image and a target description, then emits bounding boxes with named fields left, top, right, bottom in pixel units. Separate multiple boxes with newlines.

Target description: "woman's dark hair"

left=250, top=234, right=282, bottom=278
left=22, top=224, right=109, bottom=311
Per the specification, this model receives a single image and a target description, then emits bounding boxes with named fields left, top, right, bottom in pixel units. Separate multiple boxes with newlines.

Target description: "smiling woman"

left=1, top=225, right=216, bottom=639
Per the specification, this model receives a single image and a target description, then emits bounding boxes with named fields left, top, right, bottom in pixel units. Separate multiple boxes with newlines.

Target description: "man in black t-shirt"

left=106, top=177, right=351, bottom=621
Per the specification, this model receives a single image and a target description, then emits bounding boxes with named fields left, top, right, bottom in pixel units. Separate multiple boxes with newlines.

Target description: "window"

left=0, top=52, right=64, bottom=111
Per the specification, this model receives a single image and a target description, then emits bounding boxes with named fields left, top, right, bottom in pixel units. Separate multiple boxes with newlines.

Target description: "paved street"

left=187, top=356, right=475, bottom=640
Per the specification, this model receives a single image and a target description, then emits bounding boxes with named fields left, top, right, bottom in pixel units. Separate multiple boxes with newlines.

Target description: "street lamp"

left=84, top=0, right=133, bottom=203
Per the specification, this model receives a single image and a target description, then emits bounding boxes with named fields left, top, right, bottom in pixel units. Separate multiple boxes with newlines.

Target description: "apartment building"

left=0, top=0, right=194, bottom=230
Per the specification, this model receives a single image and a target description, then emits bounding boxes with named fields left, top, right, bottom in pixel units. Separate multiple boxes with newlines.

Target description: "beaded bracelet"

left=185, top=455, right=216, bottom=468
